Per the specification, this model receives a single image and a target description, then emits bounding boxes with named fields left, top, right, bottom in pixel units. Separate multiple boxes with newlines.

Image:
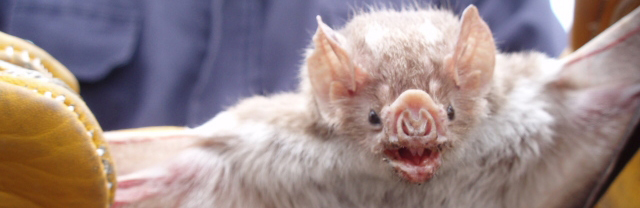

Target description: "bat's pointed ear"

left=307, top=16, right=368, bottom=106
left=444, top=5, right=496, bottom=94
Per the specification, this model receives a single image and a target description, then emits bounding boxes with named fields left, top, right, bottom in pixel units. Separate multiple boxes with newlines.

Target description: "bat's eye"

left=368, top=110, right=381, bottom=125
left=447, top=104, right=455, bottom=120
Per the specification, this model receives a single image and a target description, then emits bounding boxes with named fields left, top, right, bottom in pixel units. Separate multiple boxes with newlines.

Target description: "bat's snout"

left=384, top=89, right=440, bottom=147
left=380, top=89, right=445, bottom=183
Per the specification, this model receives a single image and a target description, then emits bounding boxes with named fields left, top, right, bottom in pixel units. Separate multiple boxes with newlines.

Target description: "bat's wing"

left=107, top=113, right=242, bottom=207
left=103, top=127, right=200, bottom=207
left=557, top=7, right=640, bottom=91
left=105, top=127, right=204, bottom=176
left=552, top=6, right=640, bottom=208
left=113, top=142, right=232, bottom=208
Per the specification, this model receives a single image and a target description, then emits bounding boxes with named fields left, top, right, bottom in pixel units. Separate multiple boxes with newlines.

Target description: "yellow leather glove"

left=0, top=31, right=115, bottom=207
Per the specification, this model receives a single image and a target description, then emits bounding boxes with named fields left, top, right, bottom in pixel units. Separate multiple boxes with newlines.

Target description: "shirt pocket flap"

left=7, top=0, right=139, bottom=82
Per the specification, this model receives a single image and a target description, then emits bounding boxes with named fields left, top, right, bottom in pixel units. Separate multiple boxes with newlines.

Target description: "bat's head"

left=302, top=5, right=496, bottom=183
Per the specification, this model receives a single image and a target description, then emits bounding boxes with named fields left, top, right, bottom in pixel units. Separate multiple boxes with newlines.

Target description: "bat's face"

left=375, top=90, right=456, bottom=183
left=341, top=65, right=483, bottom=183
left=321, top=65, right=489, bottom=183
left=306, top=6, right=496, bottom=183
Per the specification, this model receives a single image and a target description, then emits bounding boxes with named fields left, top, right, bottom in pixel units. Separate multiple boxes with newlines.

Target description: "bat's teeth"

left=390, top=143, right=401, bottom=149
left=410, top=148, right=422, bottom=156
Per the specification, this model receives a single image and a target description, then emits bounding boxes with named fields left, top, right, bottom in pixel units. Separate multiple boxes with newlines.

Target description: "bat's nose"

left=399, top=108, right=433, bottom=137
left=386, top=90, right=439, bottom=146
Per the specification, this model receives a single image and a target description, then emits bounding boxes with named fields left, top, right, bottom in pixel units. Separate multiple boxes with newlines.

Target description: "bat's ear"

left=307, top=16, right=368, bottom=107
left=444, top=5, right=496, bottom=94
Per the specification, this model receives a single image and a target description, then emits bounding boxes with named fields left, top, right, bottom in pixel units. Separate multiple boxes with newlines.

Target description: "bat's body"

left=113, top=5, right=640, bottom=208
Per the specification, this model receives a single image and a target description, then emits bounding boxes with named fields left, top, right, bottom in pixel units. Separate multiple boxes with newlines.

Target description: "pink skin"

left=379, top=89, right=448, bottom=183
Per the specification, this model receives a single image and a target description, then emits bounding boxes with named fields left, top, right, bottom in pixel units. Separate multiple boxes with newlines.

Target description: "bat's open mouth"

left=384, top=146, right=441, bottom=183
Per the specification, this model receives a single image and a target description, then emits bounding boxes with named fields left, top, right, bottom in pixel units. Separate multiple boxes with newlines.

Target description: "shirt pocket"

left=6, top=0, right=139, bottom=82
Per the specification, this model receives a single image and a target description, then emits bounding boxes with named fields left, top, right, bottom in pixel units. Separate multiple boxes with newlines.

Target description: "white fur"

left=428, top=79, right=441, bottom=94
left=418, top=21, right=442, bottom=44
left=365, top=24, right=388, bottom=52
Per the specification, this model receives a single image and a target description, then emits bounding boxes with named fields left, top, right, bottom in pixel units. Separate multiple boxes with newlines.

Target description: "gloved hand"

left=0, top=31, right=115, bottom=207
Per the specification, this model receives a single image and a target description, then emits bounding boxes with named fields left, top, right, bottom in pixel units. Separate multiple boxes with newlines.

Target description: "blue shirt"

left=0, top=0, right=567, bottom=130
